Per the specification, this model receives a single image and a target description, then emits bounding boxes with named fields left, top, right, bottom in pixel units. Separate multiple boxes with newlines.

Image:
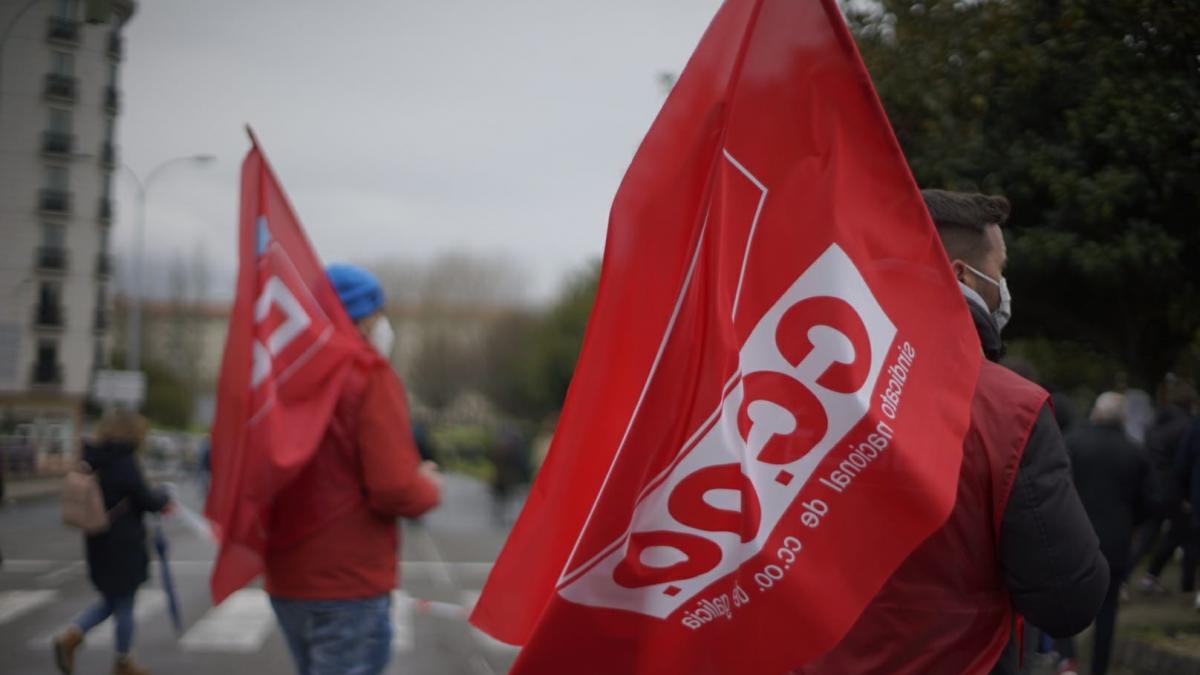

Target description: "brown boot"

left=112, top=655, right=151, bottom=675
left=52, top=625, right=84, bottom=674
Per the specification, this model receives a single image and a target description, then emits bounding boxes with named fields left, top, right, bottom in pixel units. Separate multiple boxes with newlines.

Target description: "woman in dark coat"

left=52, top=410, right=170, bottom=675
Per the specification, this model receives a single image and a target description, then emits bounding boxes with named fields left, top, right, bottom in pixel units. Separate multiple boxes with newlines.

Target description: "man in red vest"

left=793, top=190, right=1110, bottom=675
left=265, top=264, right=441, bottom=675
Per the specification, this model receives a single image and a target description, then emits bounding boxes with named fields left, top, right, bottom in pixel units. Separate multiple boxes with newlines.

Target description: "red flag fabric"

left=206, top=134, right=371, bottom=604
left=470, top=1, right=982, bottom=673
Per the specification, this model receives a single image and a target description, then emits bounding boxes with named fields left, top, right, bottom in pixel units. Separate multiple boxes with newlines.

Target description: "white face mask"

left=962, top=263, right=1012, bottom=332
left=368, top=318, right=395, bottom=358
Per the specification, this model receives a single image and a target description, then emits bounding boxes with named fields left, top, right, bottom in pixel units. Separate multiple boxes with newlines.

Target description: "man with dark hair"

left=925, top=189, right=1109, bottom=675
left=794, top=190, right=1108, bottom=675
left=921, top=189, right=1012, bottom=360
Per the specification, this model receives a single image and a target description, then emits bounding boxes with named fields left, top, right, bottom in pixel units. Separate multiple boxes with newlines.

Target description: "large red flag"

left=470, top=1, right=981, bottom=672
left=206, top=132, right=371, bottom=603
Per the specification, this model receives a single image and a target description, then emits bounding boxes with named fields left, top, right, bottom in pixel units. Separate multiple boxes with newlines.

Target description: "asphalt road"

left=0, top=473, right=522, bottom=675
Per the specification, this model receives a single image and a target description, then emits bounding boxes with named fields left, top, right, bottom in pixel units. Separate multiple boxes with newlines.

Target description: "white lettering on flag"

left=558, top=243, right=896, bottom=618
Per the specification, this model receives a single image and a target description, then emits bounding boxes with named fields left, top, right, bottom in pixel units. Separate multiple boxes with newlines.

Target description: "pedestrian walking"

left=1135, top=380, right=1195, bottom=593
left=264, top=264, right=441, bottom=675
left=52, top=409, right=172, bottom=675
left=1059, top=392, right=1155, bottom=675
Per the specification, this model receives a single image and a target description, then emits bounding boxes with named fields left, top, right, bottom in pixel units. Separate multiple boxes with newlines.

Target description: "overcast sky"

left=113, top=0, right=723, bottom=304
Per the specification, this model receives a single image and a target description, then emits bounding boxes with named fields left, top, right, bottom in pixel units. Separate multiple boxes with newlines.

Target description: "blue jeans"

left=270, top=594, right=392, bottom=675
left=74, top=592, right=135, bottom=654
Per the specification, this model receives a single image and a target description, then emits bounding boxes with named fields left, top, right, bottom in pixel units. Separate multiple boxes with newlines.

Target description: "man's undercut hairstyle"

left=921, top=189, right=1010, bottom=267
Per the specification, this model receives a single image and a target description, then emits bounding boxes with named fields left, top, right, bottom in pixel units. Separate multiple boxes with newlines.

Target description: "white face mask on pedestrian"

left=368, top=318, right=395, bottom=358
left=961, top=262, right=1012, bottom=332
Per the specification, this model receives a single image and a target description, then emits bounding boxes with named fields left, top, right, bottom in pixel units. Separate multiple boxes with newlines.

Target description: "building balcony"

left=46, top=17, right=80, bottom=45
left=34, top=305, right=65, bottom=329
left=96, top=253, right=113, bottom=277
left=41, top=131, right=74, bottom=157
left=107, top=32, right=123, bottom=60
left=37, top=247, right=69, bottom=273
left=31, top=362, right=63, bottom=388
left=44, top=74, right=77, bottom=102
left=98, top=198, right=113, bottom=223
left=39, top=189, right=71, bottom=216
left=104, top=86, right=120, bottom=114
left=101, top=141, right=117, bottom=168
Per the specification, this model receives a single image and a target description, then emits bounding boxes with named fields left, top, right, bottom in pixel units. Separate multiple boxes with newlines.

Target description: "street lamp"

left=123, top=154, right=216, bottom=371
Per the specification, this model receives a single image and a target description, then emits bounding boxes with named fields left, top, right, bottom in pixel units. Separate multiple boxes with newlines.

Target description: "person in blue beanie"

left=265, top=263, right=441, bottom=675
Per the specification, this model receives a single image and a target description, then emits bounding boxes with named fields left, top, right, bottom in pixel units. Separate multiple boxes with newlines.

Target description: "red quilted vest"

left=793, top=361, right=1048, bottom=675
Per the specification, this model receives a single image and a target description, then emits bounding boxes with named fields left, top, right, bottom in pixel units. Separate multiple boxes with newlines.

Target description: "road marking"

left=89, top=589, right=167, bottom=647
left=149, top=559, right=212, bottom=575
left=0, top=559, right=61, bottom=574
left=37, top=561, right=84, bottom=585
left=392, top=590, right=413, bottom=652
left=412, top=527, right=455, bottom=589
left=27, top=590, right=167, bottom=649
left=0, top=590, right=57, bottom=624
left=180, top=589, right=274, bottom=653
left=460, top=591, right=520, bottom=653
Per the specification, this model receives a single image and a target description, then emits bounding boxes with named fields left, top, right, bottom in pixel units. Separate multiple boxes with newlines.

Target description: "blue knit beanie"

left=326, top=264, right=384, bottom=321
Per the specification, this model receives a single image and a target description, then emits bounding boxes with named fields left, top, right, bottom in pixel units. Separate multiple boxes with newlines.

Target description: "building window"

left=39, top=282, right=61, bottom=309
left=36, top=283, right=63, bottom=327
left=55, top=0, right=78, bottom=20
left=34, top=339, right=60, bottom=384
left=51, top=51, right=74, bottom=77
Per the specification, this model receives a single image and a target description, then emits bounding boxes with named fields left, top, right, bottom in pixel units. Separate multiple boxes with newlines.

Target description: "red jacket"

left=264, top=363, right=440, bottom=599
left=793, top=361, right=1047, bottom=675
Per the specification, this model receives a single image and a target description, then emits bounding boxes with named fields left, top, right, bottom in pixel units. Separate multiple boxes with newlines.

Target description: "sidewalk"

left=1028, top=564, right=1200, bottom=675
left=2, top=475, right=62, bottom=503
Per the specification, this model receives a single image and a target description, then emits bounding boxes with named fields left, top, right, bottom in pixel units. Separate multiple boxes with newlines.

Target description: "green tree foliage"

left=848, top=0, right=1200, bottom=387
left=142, top=360, right=193, bottom=430
left=482, top=262, right=600, bottom=421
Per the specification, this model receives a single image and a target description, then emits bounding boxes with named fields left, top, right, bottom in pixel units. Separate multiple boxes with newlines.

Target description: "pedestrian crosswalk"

left=178, top=589, right=274, bottom=653
left=1, top=561, right=516, bottom=659
left=0, top=589, right=58, bottom=623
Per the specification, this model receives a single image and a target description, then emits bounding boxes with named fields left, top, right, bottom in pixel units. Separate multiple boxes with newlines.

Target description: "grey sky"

left=114, top=0, right=723, bottom=304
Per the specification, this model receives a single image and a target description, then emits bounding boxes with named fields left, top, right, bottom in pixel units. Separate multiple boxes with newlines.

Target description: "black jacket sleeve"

left=119, top=455, right=170, bottom=514
left=999, top=405, right=1110, bottom=638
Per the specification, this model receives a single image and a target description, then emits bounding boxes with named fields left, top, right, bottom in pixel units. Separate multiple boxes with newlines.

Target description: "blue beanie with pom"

left=326, top=264, right=384, bottom=321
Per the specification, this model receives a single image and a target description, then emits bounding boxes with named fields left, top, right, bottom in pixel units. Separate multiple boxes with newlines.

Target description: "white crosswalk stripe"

left=9, top=584, right=493, bottom=658
left=0, top=590, right=58, bottom=624
left=27, top=589, right=166, bottom=649
left=0, top=559, right=62, bottom=574
left=180, top=589, right=274, bottom=653
left=391, top=590, right=414, bottom=652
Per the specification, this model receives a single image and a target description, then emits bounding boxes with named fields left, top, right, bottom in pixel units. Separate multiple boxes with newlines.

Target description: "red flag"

left=206, top=131, right=371, bottom=603
left=470, top=1, right=981, bottom=672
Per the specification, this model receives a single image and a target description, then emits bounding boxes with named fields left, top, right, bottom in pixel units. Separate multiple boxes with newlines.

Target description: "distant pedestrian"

left=195, top=438, right=211, bottom=500
left=1060, top=392, right=1155, bottom=675
left=1135, top=380, right=1195, bottom=593
left=52, top=409, right=172, bottom=675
